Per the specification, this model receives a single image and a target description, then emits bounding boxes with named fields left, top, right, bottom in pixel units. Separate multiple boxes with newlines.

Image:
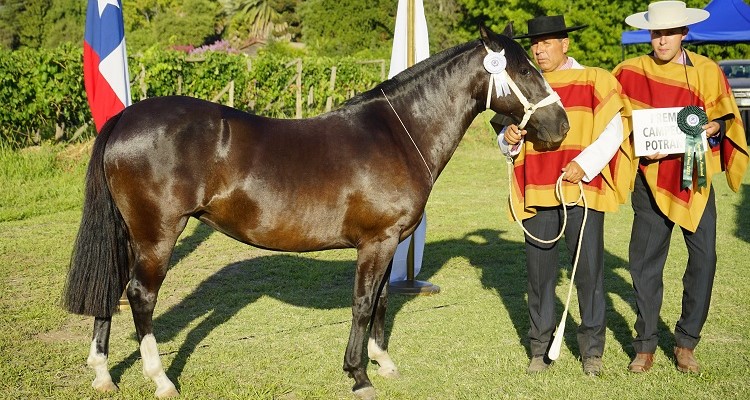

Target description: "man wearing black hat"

left=493, top=15, right=631, bottom=376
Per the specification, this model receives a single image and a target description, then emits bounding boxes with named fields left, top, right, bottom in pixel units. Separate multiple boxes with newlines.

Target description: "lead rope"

left=505, top=157, right=588, bottom=361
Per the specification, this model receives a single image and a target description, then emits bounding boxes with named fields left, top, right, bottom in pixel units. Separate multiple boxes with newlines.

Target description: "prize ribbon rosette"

left=483, top=50, right=511, bottom=100
left=677, top=105, right=708, bottom=190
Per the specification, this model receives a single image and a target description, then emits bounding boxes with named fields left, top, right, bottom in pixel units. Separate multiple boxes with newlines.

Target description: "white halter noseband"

left=483, top=46, right=561, bottom=129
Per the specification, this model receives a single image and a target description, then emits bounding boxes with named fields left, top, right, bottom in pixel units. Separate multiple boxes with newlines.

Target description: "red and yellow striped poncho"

left=509, top=67, right=632, bottom=220
left=613, top=51, right=749, bottom=232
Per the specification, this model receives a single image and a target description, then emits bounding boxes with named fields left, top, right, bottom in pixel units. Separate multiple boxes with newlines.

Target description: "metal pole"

left=389, top=0, right=439, bottom=296
left=407, top=0, right=415, bottom=68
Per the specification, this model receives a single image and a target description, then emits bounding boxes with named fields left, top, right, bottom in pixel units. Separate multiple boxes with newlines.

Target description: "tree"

left=299, top=0, right=394, bottom=58
left=123, top=0, right=223, bottom=51
left=423, top=0, right=475, bottom=51
left=220, top=0, right=295, bottom=48
left=0, top=0, right=21, bottom=49
left=41, top=0, right=86, bottom=48
left=0, top=0, right=745, bottom=65
left=457, top=0, right=748, bottom=70
left=0, top=0, right=90, bottom=50
left=14, top=0, right=49, bottom=49
left=274, top=0, right=302, bottom=42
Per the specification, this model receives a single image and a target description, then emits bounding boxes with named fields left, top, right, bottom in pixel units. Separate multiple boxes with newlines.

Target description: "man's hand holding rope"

left=504, top=123, right=527, bottom=145
left=505, top=123, right=584, bottom=184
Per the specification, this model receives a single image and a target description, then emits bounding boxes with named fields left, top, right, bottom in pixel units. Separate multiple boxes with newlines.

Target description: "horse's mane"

left=344, top=32, right=529, bottom=107
left=492, top=32, right=531, bottom=70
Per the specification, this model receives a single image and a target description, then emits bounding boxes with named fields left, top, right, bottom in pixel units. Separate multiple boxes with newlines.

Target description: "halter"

left=483, top=46, right=561, bottom=129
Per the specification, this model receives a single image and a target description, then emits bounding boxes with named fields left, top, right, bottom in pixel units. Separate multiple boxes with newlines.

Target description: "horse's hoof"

left=376, top=366, right=400, bottom=379
left=92, top=379, right=119, bottom=393
left=155, top=386, right=180, bottom=398
left=353, top=386, right=376, bottom=400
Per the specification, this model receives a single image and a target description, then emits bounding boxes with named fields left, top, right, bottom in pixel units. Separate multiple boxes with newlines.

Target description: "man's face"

left=650, top=27, right=688, bottom=63
left=530, top=36, right=569, bottom=73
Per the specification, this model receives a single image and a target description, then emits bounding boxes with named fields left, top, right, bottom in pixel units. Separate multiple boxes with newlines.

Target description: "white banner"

left=387, top=0, right=430, bottom=79
left=388, top=0, right=430, bottom=282
left=390, top=214, right=427, bottom=282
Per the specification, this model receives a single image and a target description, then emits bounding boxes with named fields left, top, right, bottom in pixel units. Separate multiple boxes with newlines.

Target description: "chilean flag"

left=84, top=0, right=131, bottom=132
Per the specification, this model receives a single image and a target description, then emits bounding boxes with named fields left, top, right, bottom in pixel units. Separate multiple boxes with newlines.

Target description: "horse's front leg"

left=367, top=261, right=399, bottom=379
left=128, top=272, right=178, bottom=398
left=87, top=317, right=118, bottom=392
left=344, top=239, right=397, bottom=400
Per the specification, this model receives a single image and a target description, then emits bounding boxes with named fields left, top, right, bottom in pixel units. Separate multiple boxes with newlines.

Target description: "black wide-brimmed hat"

left=514, top=15, right=587, bottom=39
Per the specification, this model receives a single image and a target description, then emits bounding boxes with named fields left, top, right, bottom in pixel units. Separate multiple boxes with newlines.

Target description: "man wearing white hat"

left=614, top=1, right=749, bottom=374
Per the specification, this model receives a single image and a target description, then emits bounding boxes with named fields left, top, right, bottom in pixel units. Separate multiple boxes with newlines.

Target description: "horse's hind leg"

left=126, top=220, right=186, bottom=398
left=128, top=275, right=178, bottom=398
left=344, top=239, right=397, bottom=400
left=367, top=262, right=399, bottom=379
left=87, top=317, right=118, bottom=392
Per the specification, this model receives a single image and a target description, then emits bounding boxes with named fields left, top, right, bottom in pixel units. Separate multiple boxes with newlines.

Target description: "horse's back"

left=101, top=96, right=422, bottom=252
left=111, top=95, right=235, bottom=140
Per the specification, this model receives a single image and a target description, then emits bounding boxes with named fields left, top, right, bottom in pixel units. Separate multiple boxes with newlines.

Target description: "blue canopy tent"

left=621, top=0, right=750, bottom=45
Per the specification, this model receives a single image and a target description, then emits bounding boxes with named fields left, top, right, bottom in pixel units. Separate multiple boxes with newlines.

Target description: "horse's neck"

left=385, top=50, right=486, bottom=180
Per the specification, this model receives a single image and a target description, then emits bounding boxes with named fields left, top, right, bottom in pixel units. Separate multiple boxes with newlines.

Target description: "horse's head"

left=479, top=24, right=569, bottom=147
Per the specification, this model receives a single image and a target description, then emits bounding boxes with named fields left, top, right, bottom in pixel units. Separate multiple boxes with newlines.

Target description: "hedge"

left=0, top=44, right=385, bottom=148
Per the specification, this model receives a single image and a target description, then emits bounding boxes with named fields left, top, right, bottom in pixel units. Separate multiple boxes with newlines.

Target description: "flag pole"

left=407, top=0, right=415, bottom=67
left=83, top=0, right=133, bottom=310
left=390, top=0, right=439, bottom=296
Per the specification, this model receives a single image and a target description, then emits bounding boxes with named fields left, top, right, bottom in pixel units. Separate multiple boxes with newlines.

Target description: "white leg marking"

left=87, top=340, right=118, bottom=392
left=140, top=334, right=179, bottom=398
left=367, top=338, right=400, bottom=378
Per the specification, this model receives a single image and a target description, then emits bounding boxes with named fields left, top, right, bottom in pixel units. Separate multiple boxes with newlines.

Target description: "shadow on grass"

left=459, top=229, right=674, bottom=364
left=601, top=254, right=675, bottom=362
left=169, top=221, right=215, bottom=269
left=108, top=225, right=675, bottom=388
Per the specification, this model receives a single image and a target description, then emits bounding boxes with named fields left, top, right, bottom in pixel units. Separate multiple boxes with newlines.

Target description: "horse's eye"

left=521, top=68, right=532, bottom=76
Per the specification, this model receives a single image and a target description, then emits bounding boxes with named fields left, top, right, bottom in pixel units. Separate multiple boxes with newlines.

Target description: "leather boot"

left=674, top=347, right=700, bottom=373
left=628, top=352, right=654, bottom=373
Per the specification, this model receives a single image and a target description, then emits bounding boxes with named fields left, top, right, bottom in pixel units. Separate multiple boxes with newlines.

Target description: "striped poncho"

left=613, top=51, right=749, bottom=232
left=509, top=67, right=632, bottom=220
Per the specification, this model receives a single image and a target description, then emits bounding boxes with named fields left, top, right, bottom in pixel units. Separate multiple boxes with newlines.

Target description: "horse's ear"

left=479, top=22, right=493, bottom=45
left=502, top=22, right=514, bottom=38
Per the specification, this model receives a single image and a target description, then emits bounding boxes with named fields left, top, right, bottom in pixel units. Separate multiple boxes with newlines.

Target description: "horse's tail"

left=63, top=113, right=130, bottom=317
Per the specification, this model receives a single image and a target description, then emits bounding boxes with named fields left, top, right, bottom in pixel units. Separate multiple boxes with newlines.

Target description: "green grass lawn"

left=1, top=113, right=749, bottom=399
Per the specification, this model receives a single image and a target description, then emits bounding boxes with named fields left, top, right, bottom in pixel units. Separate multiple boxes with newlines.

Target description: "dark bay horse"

left=64, top=24, right=568, bottom=399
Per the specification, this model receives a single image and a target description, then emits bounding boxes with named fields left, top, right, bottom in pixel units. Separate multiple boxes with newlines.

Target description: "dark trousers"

left=629, top=173, right=717, bottom=353
left=523, top=206, right=606, bottom=358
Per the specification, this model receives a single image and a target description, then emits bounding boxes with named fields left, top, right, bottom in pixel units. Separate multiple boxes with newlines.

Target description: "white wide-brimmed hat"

left=625, top=1, right=709, bottom=30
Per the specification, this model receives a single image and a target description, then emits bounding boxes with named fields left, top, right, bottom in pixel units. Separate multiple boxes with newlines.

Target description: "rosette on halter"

left=677, top=105, right=708, bottom=189
left=484, top=49, right=511, bottom=108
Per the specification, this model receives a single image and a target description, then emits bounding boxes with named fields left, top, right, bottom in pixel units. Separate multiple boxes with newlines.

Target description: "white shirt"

left=498, top=57, right=623, bottom=183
